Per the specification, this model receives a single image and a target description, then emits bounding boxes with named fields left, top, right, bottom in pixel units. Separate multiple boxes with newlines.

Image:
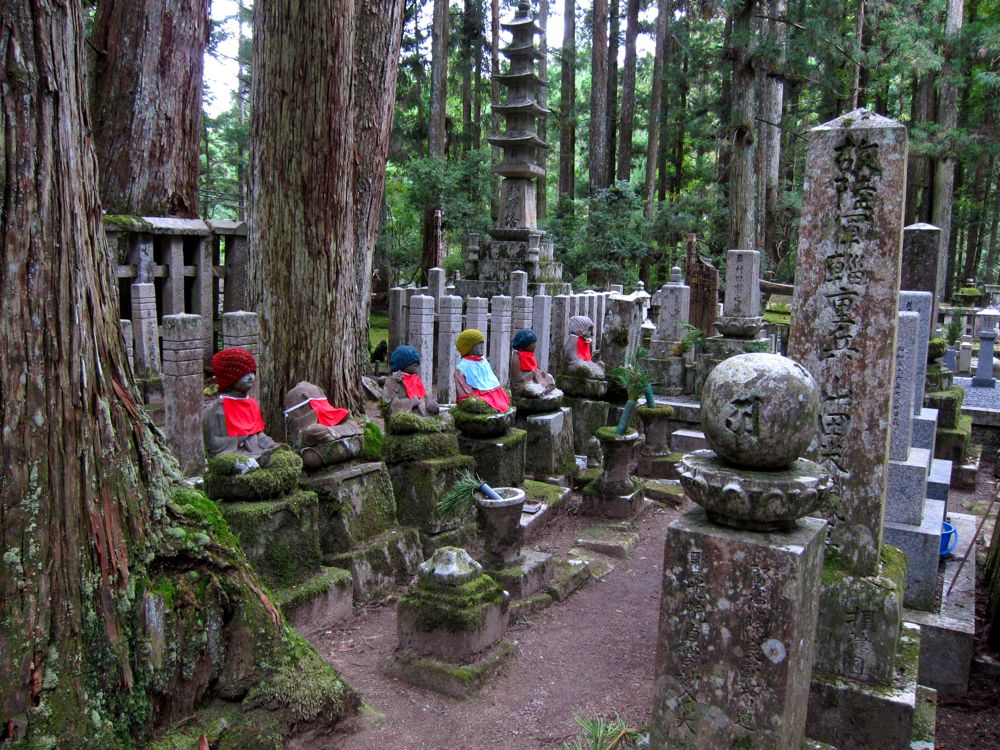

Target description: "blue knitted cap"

left=511, top=329, right=537, bottom=350
left=390, top=345, right=420, bottom=373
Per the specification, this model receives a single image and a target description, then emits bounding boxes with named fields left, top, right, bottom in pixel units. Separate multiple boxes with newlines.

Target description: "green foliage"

left=946, top=316, right=965, bottom=345
left=437, top=470, right=486, bottom=519
left=676, top=323, right=708, bottom=355
left=361, top=419, right=383, bottom=460
left=927, top=338, right=949, bottom=362
left=560, top=714, right=641, bottom=750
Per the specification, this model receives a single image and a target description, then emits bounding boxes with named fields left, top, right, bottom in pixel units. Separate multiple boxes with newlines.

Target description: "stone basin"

left=677, top=450, right=833, bottom=531
left=513, top=390, right=563, bottom=414
left=476, top=486, right=526, bottom=567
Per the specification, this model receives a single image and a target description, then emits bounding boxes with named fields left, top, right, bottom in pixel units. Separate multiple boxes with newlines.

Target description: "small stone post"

left=889, top=311, right=919, bottom=460
left=512, top=295, right=532, bottom=333
left=898, top=292, right=933, bottom=415
left=130, top=282, right=161, bottom=378
left=222, top=311, right=261, bottom=401
left=532, top=294, right=552, bottom=372
left=408, top=295, right=436, bottom=393
left=465, top=297, right=489, bottom=341
left=427, top=267, right=446, bottom=308
left=162, top=236, right=185, bottom=315
left=388, top=287, right=408, bottom=352
left=972, top=308, right=999, bottom=388
left=436, top=295, right=463, bottom=403
left=162, top=314, right=205, bottom=475
left=489, top=295, right=513, bottom=384
left=550, top=294, right=571, bottom=373
left=510, top=270, right=528, bottom=298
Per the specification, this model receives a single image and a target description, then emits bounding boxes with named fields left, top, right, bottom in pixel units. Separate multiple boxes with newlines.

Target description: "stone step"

left=951, top=444, right=980, bottom=490
left=274, top=566, right=353, bottom=638
left=928, top=458, right=952, bottom=505
left=520, top=480, right=572, bottom=543
left=671, top=428, right=708, bottom=453
left=653, top=396, right=701, bottom=424
left=329, top=527, right=423, bottom=600
left=566, top=547, right=616, bottom=580
left=644, top=479, right=685, bottom=508
left=903, top=511, right=977, bottom=698
left=573, top=525, right=639, bottom=559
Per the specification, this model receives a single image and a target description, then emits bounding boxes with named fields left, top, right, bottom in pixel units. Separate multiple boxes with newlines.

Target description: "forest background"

left=199, top=0, right=1000, bottom=300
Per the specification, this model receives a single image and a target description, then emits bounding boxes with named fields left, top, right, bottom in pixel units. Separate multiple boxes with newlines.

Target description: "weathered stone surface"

left=651, top=510, right=827, bottom=750
left=884, top=498, right=946, bottom=612
left=520, top=407, right=575, bottom=478
left=563, top=396, right=611, bottom=456
left=899, top=292, right=934, bottom=416
left=488, top=295, right=513, bottom=384
left=131, top=282, right=161, bottom=378
left=787, top=109, right=908, bottom=577
left=384, top=640, right=516, bottom=698
left=811, top=546, right=906, bottom=686
left=457, top=428, right=527, bottom=487
left=221, top=311, right=260, bottom=400
left=885, top=449, right=930, bottom=526
left=435, top=295, right=463, bottom=404
left=901, top=223, right=943, bottom=317
left=275, top=566, right=354, bottom=635
left=330, top=528, right=424, bottom=599
left=488, top=548, right=553, bottom=599
left=389, top=454, right=476, bottom=534
left=581, top=479, right=645, bottom=520
left=678, top=451, right=832, bottom=531
left=601, top=295, right=645, bottom=371
left=701, top=353, right=820, bottom=469
left=653, top=267, right=691, bottom=343
left=161, top=313, right=205, bottom=475
left=300, top=461, right=397, bottom=555
left=477, top=487, right=525, bottom=567
left=889, top=311, right=919, bottom=460
left=408, top=294, right=436, bottom=393
left=972, top=329, right=997, bottom=387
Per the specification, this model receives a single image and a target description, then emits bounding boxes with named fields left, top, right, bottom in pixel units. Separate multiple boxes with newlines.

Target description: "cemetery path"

left=303, top=500, right=684, bottom=750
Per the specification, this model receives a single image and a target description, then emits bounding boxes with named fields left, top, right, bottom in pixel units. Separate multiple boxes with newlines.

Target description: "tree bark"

left=558, top=0, right=577, bottom=207
left=669, top=11, right=689, bottom=197
left=462, top=0, right=475, bottom=152
left=615, top=0, right=641, bottom=182
left=3, top=1, right=358, bottom=742
left=759, top=0, right=786, bottom=264
left=92, top=0, right=209, bottom=217
left=606, top=0, right=620, bottom=183
left=727, top=0, right=758, bottom=251
left=588, top=0, right=610, bottom=194
left=643, top=0, right=668, bottom=217
left=249, top=0, right=405, bottom=420
left=422, top=0, right=450, bottom=280
left=983, top=163, right=1000, bottom=283
left=932, top=0, right=964, bottom=301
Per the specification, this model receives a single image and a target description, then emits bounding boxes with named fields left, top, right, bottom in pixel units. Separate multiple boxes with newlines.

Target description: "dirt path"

left=304, top=501, right=683, bottom=750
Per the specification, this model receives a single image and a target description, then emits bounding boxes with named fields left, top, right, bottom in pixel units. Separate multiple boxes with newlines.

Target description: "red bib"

left=401, top=372, right=427, bottom=399
left=221, top=396, right=266, bottom=437
left=577, top=337, right=593, bottom=362
left=471, top=386, right=511, bottom=413
left=518, top=351, right=539, bottom=372
left=309, top=398, right=349, bottom=427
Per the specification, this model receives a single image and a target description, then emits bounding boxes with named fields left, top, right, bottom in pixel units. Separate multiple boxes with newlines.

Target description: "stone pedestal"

left=457, top=428, right=527, bottom=487
left=389, top=454, right=475, bottom=536
left=487, top=548, right=553, bottom=599
left=563, top=395, right=611, bottom=457
left=519, top=406, right=575, bottom=479
left=581, top=431, right=644, bottom=519
left=650, top=510, right=827, bottom=749
left=161, top=313, right=205, bottom=476
left=635, top=405, right=675, bottom=478
left=972, top=330, right=997, bottom=387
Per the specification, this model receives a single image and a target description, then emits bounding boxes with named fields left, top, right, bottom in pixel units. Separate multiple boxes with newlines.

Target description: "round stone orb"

left=701, top=353, right=819, bottom=469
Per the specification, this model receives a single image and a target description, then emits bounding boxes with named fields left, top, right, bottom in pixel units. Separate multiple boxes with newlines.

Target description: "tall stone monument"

left=455, top=1, right=567, bottom=298
left=787, top=110, right=923, bottom=748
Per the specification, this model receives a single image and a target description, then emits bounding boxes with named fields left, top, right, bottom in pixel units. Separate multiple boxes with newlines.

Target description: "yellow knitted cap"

left=456, top=328, right=485, bottom=356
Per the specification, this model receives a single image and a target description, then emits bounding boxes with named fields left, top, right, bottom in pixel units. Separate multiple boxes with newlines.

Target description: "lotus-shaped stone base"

left=453, top=407, right=516, bottom=438
left=677, top=450, right=832, bottom=531
left=513, top=389, right=563, bottom=415
left=715, top=315, right=764, bottom=339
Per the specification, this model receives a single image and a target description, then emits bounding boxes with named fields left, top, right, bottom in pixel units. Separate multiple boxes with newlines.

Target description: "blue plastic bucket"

left=940, top=521, right=958, bottom=559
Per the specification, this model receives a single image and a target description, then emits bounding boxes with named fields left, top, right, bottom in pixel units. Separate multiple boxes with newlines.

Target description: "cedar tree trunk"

left=588, top=0, right=610, bottom=195
left=557, top=0, right=577, bottom=207
left=727, top=0, right=758, bottom=251
left=92, top=0, right=209, bottom=217
left=615, top=0, right=640, bottom=183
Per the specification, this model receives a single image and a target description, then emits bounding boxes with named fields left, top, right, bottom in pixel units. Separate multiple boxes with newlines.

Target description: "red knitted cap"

left=212, top=348, right=257, bottom=392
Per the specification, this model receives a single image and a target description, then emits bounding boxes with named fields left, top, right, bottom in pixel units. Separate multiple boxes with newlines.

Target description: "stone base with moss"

left=204, top=446, right=303, bottom=501
left=384, top=640, right=516, bottom=699
left=389, top=454, right=476, bottom=535
left=518, top=406, right=575, bottom=479
left=581, top=478, right=646, bottom=520
left=487, top=548, right=554, bottom=599
left=220, top=489, right=323, bottom=589
left=457, top=428, right=527, bottom=488
left=563, top=396, right=611, bottom=456
left=644, top=478, right=686, bottom=507
left=329, top=527, right=424, bottom=599
left=420, top=521, right=479, bottom=557
left=935, top=413, right=973, bottom=465
left=637, top=452, right=684, bottom=480
left=924, top=386, right=964, bottom=429
left=273, top=566, right=354, bottom=634
left=643, top=354, right=687, bottom=397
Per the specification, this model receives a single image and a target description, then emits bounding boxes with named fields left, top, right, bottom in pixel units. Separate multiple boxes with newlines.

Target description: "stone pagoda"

left=456, top=1, right=567, bottom=298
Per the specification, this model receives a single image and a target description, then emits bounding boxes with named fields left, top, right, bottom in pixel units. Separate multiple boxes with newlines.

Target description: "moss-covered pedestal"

left=300, top=460, right=422, bottom=599
left=563, top=395, right=611, bottom=463
left=456, top=429, right=527, bottom=488
left=385, top=548, right=514, bottom=698
left=383, top=412, right=476, bottom=551
left=517, top=405, right=576, bottom=481
left=581, top=429, right=644, bottom=520
left=926, top=386, right=977, bottom=489
left=477, top=487, right=554, bottom=599
left=635, top=404, right=675, bottom=478
left=205, top=447, right=355, bottom=631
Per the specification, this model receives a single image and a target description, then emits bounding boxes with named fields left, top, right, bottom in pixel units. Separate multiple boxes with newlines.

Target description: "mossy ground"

left=524, top=479, right=569, bottom=509
left=596, top=425, right=637, bottom=440
left=634, top=405, right=674, bottom=419
left=386, top=411, right=450, bottom=436
left=273, top=566, right=352, bottom=613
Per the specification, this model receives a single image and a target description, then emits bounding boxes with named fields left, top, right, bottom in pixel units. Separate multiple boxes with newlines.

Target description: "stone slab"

left=384, top=640, right=516, bottom=699
left=563, top=396, right=610, bottom=457
left=899, top=291, right=934, bottom=416
left=806, top=623, right=921, bottom=750
left=300, top=461, right=398, bottom=554
left=787, top=110, right=908, bottom=578
left=651, top=510, right=827, bottom=749
left=885, top=449, right=930, bottom=526
left=903, top=512, right=976, bottom=697
left=671, top=429, right=708, bottom=453
left=488, top=548, right=553, bottom=599
left=883, top=499, right=946, bottom=612
left=927, top=458, right=952, bottom=504
left=521, top=407, right=575, bottom=478
left=329, top=527, right=423, bottom=600
left=911, top=408, right=938, bottom=453
left=544, top=556, right=592, bottom=601
left=644, top=479, right=686, bottom=507
left=457, top=428, right=527, bottom=488
left=889, top=311, right=920, bottom=460
left=573, top=526, right=640, bottom=559
left=274, top=566, right=354, bottom=637
left=637, top=453, right=684, bottom=480
left=389, top=454, right=475, bottom=535
left=566, top=548, right=617, bottom=581
left=580, top=484, right=644, bottom=520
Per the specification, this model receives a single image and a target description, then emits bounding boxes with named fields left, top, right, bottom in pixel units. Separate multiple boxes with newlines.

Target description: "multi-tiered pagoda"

left=457, top=1, right=567, bottom=298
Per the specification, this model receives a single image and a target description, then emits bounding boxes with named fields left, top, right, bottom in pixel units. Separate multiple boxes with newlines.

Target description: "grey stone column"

left=901, top=223, right=943, bottom=321
left=162, top=236, right=185, bottom=315
left=131, top=282, right=161, bottom=378
left=973, top=330, right=997, bottom=388
left=162, top=314, right=205, bottom=476
left=465, top=297, right=489, bottom=340
left=488, top=295, right=513, bottom=385
left=408, top=295, right=436, bottom=393
left=427, top=267, right=446, bottom=308
left=436, top=295, right=463, bottom=403
left=222, top=311, right=261, bottom=401
left=388, top=287, right=407, bottom=352
left=532, top=294, right=552, bottom=372
left=898, top=292, right=933, bottom=415
left=512, top=295, right=532, bottom=334
left=889, top=311, right=919, bottom=461
left=510, top=270, right=528, bottom=298
left=119, top=320, right=135, bottom=373
left=550, top=294, right=571, bottom=373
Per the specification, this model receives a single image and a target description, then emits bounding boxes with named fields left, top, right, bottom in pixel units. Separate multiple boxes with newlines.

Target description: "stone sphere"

left=701, top=353, right=819, bottom=469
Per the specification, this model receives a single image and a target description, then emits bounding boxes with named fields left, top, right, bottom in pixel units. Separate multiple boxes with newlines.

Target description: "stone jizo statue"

left=383, top=345, right=440, bottom=417
left=283, top=381, right=363, bottom=470
left=564, top=315, right=605, bottom=379
left=454, top=329, right=511, bottom=413
left=203, top=348, right=277, bottom=465
left=509, top=329, right=561, bottom=400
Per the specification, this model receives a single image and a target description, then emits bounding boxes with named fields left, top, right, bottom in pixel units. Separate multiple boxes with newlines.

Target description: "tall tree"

left=606, top=0, right=620, bottom=182
left=616, top=0, right=641, bottom=182
left=726, top=0, right=759, bottom=251
left=421, top=0, right=450, bottom=279
left=589, top=0, right=611, bottom=194
left=644, top=0, right=669, bottom=215
left=758, top=0, right=787, bottom=263
left=1, top=0, right=356, bottom=744
left=933, top=0, right=964, bottom=300
left=558, top=0, right=577, bottom=206
left=249, top=0, right=406, bottom=421
left=538, top=0, right=550, bottom=221
left=92, top=0, right=210, bottom=217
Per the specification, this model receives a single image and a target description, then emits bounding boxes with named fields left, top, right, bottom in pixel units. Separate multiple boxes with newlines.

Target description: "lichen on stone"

left=204, top=447, right=303, bottom=502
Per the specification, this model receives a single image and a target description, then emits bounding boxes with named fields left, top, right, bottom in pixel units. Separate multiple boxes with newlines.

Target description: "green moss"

left=927, top=338, right=948, bottom=362
left=763, top=309, right=791, bottom=325
left=102, top=214, right=152, bottom=231
left=635, top=405, right=674, bottom=419
left=398, top=574, right=505, bottom=632
left=881, top=545, right=908, bottom=587
left=956, top=287, right=982, bottom=298
left=596, top=426, right=637, bottom=440
left=361, top=419, right=384, bottom=460
left=204, top=447, right=302, bottom=502
left=169, top=488, right=240, bottom=553
left=273, top=566, right=352, bottom=613
left=524, top=479, right=568, bottom=507
left=820, top=547, right=853, bottom=586
left=741, top=340, right=771, bottom=353
left=386, top=411, right=449, bottom=435
left=383, top=431, right=459, bottom=464
left=455, top=396, right=496, bottom=415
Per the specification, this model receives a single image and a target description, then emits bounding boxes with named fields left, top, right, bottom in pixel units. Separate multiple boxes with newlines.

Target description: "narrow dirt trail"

left=303, top=502, right=683, bottom=750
